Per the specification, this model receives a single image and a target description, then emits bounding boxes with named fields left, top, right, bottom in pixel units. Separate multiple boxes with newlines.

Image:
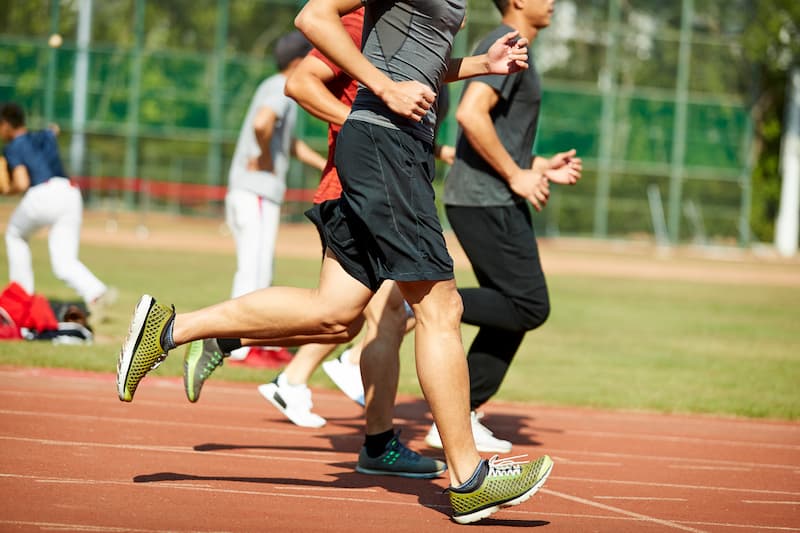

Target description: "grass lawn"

left=1, top=238, right=798, bottom=420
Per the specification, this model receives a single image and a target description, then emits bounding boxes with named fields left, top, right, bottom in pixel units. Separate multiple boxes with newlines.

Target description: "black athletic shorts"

left=305, top=119, right=454, bottom=292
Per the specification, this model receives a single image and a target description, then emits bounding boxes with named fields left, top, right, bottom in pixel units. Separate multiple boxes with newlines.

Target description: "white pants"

left=225, top=189, right=281, bottom=299
left=5, top=178, right=106, bottom=303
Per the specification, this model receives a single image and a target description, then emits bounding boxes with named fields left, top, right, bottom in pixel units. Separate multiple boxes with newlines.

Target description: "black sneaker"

left=356, top=433, right=446, bottom=479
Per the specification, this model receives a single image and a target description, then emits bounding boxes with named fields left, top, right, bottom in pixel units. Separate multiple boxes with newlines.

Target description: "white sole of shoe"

left=257, top=383, right=326, bottom=428
left=452, top=461, right=553, bottom=525
left=355, top=465, right=446, bottom=479
left=117, top=295, right=154, bottom=401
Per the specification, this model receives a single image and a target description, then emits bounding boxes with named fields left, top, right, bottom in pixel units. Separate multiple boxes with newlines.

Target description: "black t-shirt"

left=443, top=24, right=542, bottom=206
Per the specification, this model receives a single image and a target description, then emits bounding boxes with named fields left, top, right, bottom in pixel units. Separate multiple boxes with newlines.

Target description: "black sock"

left=217, top=338, right=242, bottom=354
left=450, top=460, right=488, bottom=492
left=160, top=314, right=176, bottom=351
left=364, top=429, right=395, bottom=458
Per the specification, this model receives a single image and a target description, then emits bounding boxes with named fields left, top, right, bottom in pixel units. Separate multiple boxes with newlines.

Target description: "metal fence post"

left=594, top=0, right=620, bottom=238
left=44, top=0, right=61, bottom=125
left=667, top=0, right=693, bottom=243
left=124, top=0, right=145, bottom=209
left=69, top=0, right=93, bottom=177
left=208, top=0, right=229, bottom=199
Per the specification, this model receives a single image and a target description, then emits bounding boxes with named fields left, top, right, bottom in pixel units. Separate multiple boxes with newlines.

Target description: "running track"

left=0, top=367, right=797, bottom=532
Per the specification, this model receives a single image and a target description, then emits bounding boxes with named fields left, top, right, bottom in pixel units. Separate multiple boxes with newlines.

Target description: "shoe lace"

left=486, top=454, right=528, bottom=477
left=388, top=431, right=420, bottom=460
left=200, top=350, right=225, bottom=379
left=150, top=353, right=168, bottom=371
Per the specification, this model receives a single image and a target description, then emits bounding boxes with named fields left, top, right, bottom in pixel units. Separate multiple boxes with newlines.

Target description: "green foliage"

left=742, top=0, right=800, bottom=242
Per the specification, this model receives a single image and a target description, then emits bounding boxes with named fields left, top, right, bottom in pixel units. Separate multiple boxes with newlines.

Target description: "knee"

left=51, top=260, right=74, bottom=282
left=518, top=299, right=550, bottom=331
left=318, top=306, right=365, bottom=339
left=415, top=287, right=463, bottom=330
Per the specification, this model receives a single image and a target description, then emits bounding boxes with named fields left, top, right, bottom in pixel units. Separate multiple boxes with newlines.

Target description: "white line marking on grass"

left=594, top=496, right=688, bottom=502
left=542, top=488, right=707, bottom=532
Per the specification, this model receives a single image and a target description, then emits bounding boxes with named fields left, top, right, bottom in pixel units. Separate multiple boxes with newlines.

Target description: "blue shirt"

left=3, top=130, right=68, bottom=187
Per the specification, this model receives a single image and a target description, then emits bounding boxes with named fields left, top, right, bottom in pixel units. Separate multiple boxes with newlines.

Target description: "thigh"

left=447, top=203, right=545, bottom=296
left=335, top=120, right=454, bottom=285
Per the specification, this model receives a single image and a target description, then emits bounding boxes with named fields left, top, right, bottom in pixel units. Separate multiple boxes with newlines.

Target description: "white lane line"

left=557, top=476, right=800, bottom=497
left=0, top=408, right=361, bottom=443
left=5, top=472, right=795, bottom=530
left=0, top=436, right=344, bottom=465
left=594, top=496, right=688, bottom=502
left=551, top=457, right=622, bottom=467
left=742, top=500, right=800, bottom=505
left=2, top=408, right=796, bottom=473
left=542, top=488, right=708, bottom=532
left=564, top=429, right=800, bottom=451
left=1, top=472, right=377, bottom=494
left=3, top=434, right=797, bottom=498
left=0, top=520, right=194, bottom=532
left=546, top=447, right=800, bottom=472
left=669, top=465, right=752, bottom=472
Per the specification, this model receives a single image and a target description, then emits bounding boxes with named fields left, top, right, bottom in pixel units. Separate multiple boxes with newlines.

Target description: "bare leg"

left=284, top=343, right=338, bottom=385
left=172, top=251, right=372, bottom=347
left=360, top=281, right=407, bottom=435
left=398, top=278, right=480, bottom=486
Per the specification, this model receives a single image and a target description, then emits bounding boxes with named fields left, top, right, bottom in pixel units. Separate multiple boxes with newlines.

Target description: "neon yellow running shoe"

left=449, top=454, right=553, bottom=524
left=183, top=339, right=228, bottom=403
left=117, top=295, right=175, bottom=402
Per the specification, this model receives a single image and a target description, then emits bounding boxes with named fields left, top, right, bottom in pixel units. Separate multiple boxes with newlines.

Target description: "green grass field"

left=1, top=236, right=798, bottom=420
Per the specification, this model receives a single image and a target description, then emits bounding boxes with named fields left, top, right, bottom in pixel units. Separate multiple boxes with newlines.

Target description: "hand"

left=544, top=149, right=582, bottom=185
left=379, top=80, right=436, bottom=122
left=247, top=155, right=273, bottom=173
left=435, top=145, right=455, bottom=165
left=486, top=31, right=529, bottom=75
left=509, top=168, right=549, bottom=211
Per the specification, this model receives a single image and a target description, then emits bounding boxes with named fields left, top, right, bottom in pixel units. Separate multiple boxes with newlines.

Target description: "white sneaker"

left=88, top=286, right=118, bottom=323
left=257, top=373, right=326, bottom=428
left=425, top=411, right=512, bottom=454
left=321, top=349, right=365, bottom=406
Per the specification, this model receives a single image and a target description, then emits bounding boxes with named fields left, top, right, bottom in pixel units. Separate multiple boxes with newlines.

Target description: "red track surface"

left=0, top=366, right=798, bottom=532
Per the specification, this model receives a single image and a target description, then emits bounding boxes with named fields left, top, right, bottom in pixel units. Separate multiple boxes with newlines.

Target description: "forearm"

left=459, top=114, right=519, bottom=182
left=531, top=155, right=548, bottom=172
left=295, top=1, right=391, bottom=99
left=286, top=75, right=350, bottom=126
left=444, top=55, right=492, bottom=83
left=292, top=139, right=327, bottom=171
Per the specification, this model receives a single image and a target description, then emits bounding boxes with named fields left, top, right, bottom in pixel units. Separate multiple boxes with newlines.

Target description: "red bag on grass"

left=0, top=282, right=59, bottom=335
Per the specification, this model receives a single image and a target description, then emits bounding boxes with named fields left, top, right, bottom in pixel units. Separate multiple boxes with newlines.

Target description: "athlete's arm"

left=248, top=106, right=277, bottom=172
left=3, top=163, right=31, bottom=195
left=291, top=138, right=327, bottom=171
left=532, top=150, right=582, bottom=185
left=445, top=31, right=528, bottom=83
left=285, top=54, right=350, bottom=127
left=455, top=81, right=548, bottom=210
left=295, top=0, right=435, bottom=122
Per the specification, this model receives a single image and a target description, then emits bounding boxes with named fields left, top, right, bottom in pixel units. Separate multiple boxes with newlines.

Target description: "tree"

left=743, top=0, right=800, bottom=241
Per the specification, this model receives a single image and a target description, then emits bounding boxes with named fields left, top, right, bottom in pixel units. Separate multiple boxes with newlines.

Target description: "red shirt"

left=309, top=9, right=363, bottom=204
